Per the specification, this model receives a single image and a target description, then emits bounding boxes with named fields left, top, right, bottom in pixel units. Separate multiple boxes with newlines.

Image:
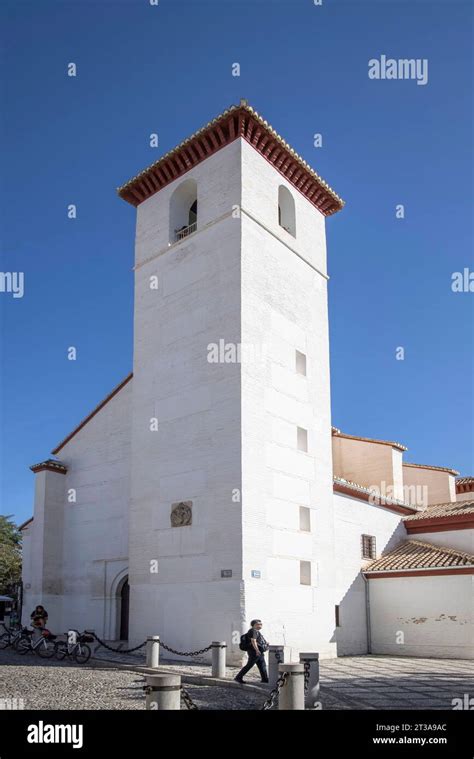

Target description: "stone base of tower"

left=127, top=581, right=246, bottom=666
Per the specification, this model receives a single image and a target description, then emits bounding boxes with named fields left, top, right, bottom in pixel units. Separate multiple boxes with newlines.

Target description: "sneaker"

left=261, top=678, right=269, bottom=683
left=234, top=677, right=248, bottom=684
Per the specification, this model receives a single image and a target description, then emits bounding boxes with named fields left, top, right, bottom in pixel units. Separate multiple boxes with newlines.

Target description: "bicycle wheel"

left=0, top=633, right=11, bottom=649
left=13, top=633, right=29, bottom=651
left=54, top=641, right=68, bottom=660
left=37, top=638, right=56, bottom=658
left=16, top=638, right=31, bottom=655
left=74, top=643, right=91, bottom=664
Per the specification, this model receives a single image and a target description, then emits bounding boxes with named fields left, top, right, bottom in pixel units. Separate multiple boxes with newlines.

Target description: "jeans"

left=236, top=649, right=269, bottom=681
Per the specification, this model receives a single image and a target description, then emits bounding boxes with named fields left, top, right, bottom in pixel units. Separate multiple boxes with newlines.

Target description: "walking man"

left=235, top=619, right=269, bottom=684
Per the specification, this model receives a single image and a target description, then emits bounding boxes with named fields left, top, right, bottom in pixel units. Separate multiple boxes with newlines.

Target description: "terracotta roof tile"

left=364, top=540, right=474, bottom=572
left=403, top=462, right=459, bottom=476
left=30, top=459, right=67, bottom=475
left=403, top=500, right=474, bottom=521
left=456, top=476, right=474, bottom=494
left=332, top=429, right=407, bottom=452
left=117, top=101, right=344, bottom=215
left=333, top=476, right=413, bottom=506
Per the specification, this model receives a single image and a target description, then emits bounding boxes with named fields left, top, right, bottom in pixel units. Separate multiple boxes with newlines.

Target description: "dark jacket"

left=30, top=608, right=48, bottom=622
left=247, top=628, right=268, bottom=653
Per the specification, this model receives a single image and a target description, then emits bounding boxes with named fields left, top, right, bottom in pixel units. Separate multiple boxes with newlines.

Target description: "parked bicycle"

left=0, top=624, right=34, bottom=651
left=0, top=622, right=16, bottom=648
left=54, top=630, right=94, bottom=664
left=16, top=627, right=57, bottom=658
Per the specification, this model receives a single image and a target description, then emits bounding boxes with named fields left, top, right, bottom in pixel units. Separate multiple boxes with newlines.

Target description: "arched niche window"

left=169, top=178, right=198, bottom=242
left=278, top=185, right=296, bottom=237
left=189, top=199, right=197, bottom=226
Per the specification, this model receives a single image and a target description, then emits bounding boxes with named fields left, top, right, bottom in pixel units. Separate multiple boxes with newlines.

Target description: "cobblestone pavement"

left=318, top=655, right=474, bottom=710
left=1, top=647, right=472, bottom=710
left=91, top=648, right=474, bottom=710
left=0, top=649, right=263, bottom=710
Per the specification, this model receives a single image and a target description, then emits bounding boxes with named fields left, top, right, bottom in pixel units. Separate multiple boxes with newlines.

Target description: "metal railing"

left=175, top=221, right=197, bottom=241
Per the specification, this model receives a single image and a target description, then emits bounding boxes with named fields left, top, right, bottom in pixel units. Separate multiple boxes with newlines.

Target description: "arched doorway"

left=118, top=576, right=129, bottom=641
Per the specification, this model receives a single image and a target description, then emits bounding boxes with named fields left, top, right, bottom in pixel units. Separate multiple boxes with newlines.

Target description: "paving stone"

left=1, top=648, right=472, bottom=711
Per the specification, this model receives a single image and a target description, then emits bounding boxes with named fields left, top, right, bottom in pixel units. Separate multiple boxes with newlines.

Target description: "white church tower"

left=119, top=101, right=344, bottom=662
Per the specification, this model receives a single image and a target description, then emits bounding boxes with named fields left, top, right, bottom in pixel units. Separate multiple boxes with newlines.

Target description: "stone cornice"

left=30, top=459, right=67, bottom=475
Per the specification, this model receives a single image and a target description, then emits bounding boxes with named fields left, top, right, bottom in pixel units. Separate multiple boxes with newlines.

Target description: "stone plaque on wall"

left=170, top=501, right=192, bottom=527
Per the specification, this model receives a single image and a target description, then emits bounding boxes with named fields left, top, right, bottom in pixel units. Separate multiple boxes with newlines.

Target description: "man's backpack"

left=239, top=633, right=250, bottom=651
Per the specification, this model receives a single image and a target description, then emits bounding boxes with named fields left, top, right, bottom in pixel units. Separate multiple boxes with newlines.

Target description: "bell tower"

left=119, top=102, right=344, bottom=662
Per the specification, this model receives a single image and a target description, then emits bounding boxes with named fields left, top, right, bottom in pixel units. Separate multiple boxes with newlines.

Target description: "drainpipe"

left=362, top=572, right=372, bottom=654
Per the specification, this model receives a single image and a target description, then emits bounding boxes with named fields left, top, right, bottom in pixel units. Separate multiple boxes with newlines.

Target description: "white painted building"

left=20, top=102, right=474, bottom=663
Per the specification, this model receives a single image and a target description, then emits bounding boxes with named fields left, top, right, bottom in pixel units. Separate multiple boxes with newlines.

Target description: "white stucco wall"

left=334, top=492, right=407, bottom=655
left=368, top=574, right=474, bottom=659
left=240, top=140, right=336, bottom=659
left=58, top=380, right=131, bottom=637
left=22, top=469, right=65, bottom=629
left=129, top=141, right=244, bottom=662
left=22, top=380, right=132, bottom=637
left=128, top=138, right=338, bottom=662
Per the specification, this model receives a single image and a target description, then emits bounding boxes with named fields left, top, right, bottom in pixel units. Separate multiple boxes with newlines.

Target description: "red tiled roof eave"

left=117, top=102, right=344, bottom=217
left=404, top=500, right=474, bottom=520
left=363, top=539, right=474, bottom=576
left=403, top=462, right=460, bottom=476
left=18, top=517, right=33, bottom=531
left=403, top=500, right=474, bottom=532
left=333, top=477, right=418, bottom=515
left=30, top=459, right=67, bottom=475
left=456, top=476, right=474, bottom=494
left=332, top=429, right=407, bottom=452
left=364, top=567, right=474, bottom=578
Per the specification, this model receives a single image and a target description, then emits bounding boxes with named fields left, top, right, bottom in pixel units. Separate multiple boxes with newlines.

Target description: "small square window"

left=299, top=506, right=311, bottom=532
left=300, top=560, right=311, bottom=585
left=297, top=427, right=308, bottom=452
left=361, top=535, right=376, bottom=560
left=296, top=350, right=307, bottom=376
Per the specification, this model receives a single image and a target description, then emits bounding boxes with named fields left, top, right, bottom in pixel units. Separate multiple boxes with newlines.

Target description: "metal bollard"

left=299, top=652, right=320, bottom=709
left=278, top=663, right=305, bottom=710
left=144, top=674, right=181, bottom=710
left=268, top=645, right=285, bottom=689
left=211, top=641, right=226, bottom=678
left=146, top=635, right=160, bottom=668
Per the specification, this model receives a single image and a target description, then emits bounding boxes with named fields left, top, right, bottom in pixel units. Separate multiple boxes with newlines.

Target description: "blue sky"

left=1, top=0, right=473, bottom=525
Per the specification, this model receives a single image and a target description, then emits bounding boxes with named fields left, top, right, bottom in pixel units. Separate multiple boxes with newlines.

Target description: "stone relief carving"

left=171, top=500, right=192, bottom=527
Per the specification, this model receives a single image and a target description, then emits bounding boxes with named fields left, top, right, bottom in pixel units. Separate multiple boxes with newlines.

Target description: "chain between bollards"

left=260, top=671, right=288, bottom=710
left=160, top=640, right=213, bottom=657
left=180, top=685, right=199, bottom=710
left=88, top=631, right=214, bottom=658
left=88, top=631, right=147, bottom=654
